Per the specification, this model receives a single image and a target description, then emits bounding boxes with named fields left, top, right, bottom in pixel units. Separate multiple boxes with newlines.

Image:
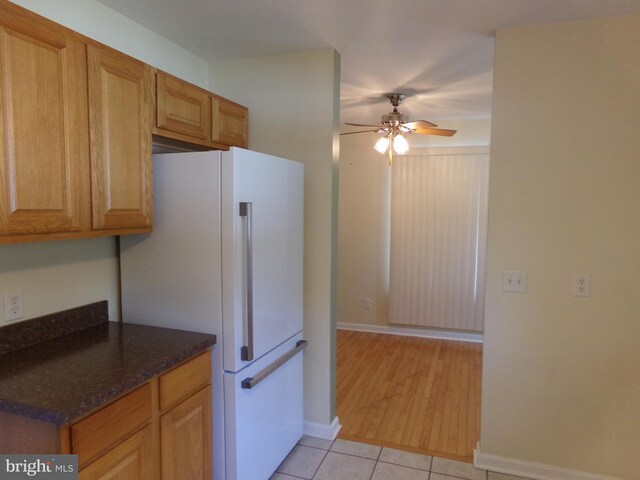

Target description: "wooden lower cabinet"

left=161, top=386, right=212, bottom=480
left=68, top=351, right=212, bottom=480
left=72, top=383, right=152, bottom=467
left=79, top=426, right=153, bottom=480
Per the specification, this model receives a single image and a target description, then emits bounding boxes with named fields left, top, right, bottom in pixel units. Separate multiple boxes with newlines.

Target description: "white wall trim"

left=337, top=322, right=483, bottom=344
left=303, top=417, right=342, bottom=441
left=474, top=445, right=625, bottom=480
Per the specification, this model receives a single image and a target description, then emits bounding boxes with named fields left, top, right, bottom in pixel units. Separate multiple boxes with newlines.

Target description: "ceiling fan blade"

left=340, top=129, right=380, bottom=136
left=405, top=119, right=438, bottom=128
left=345, top=122, right=382, bottom=128
left=413, top=127, right=457, bottom=137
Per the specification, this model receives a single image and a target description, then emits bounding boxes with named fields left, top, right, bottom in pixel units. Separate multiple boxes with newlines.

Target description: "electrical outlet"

left=4, top=291, right=24, bottom=322
left=363, top=297, right=372, bottom=310
left=573, top=275, right=591, bottom=297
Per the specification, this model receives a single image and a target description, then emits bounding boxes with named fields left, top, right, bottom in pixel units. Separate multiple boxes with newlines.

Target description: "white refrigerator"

left=119, top=148, right=305, bottom=480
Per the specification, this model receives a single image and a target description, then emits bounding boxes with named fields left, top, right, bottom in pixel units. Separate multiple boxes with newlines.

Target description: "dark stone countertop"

left=0, top=302, right=216, bottom=425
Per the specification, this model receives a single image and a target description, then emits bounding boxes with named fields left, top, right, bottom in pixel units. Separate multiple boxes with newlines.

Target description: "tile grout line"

left=310, top=448, right=330, bottom=480
left=367, top=445, right=383, bottom=480
left=292, top=437, right=514, bottom=480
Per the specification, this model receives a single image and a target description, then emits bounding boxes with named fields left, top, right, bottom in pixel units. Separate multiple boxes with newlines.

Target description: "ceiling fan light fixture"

left=374, top=136, right=390, bottom=153
left=344, top=92, right=456, bottom=165
left=393, top=134, right=409, bottom=154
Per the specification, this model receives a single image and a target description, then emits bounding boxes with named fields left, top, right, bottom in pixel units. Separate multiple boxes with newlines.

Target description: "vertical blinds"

left=389, top=151, right=489, bottom=332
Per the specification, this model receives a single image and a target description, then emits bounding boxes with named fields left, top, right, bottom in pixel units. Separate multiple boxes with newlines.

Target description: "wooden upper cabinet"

left=156, top=71, right=211, bottom=140
left=0, top=0, right=251, bottom=243
left=212, top=95, right=248, bottom=149
left=154, top=71, right=249, bottom=150
left=0, top=6, right=89, bottom=235
left=87, top=44, right=153, bottom=230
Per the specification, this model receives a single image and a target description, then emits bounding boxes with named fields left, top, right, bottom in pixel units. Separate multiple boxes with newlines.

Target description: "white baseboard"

left=337, top=322, right=483, bottom=343
left=303, top=416, right=342, bottom=441
left=474, top=445, right=624, bottom=480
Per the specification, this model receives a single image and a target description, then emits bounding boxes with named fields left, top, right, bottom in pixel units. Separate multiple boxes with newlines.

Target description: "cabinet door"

left=87, top=44, right=153, bottom=230
left=156, top=72, right=211, bottom=140
left=0, top=8, right=88, bottom=235
left=160, top=386, right=212, bottom=480
left=79, top=426, right=153, bottom=480
left=212, top=95, right=248, bottom=148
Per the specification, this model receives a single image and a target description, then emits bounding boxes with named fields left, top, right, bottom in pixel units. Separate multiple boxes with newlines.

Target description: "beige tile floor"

left=271, top=437, right=534, bottom=480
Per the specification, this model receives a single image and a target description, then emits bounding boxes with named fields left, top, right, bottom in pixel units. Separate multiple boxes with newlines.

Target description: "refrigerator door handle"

left=241, top=340, right=308, bottom=389
left=239, top=201, right=254, bottom=362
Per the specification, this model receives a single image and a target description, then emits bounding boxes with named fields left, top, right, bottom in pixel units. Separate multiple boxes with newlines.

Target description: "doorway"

left=336, top=146, right=489, bottom=462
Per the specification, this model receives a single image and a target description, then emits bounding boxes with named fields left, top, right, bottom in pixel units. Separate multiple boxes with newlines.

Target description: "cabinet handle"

left=239, top=202, right=254, bottom=362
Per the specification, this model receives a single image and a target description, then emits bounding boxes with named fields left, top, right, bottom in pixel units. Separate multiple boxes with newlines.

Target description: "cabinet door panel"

left=160, top=386, right=212, bottom=480
left=88, top=44, right=153, bottom=230
left=79, top=426, right=153, bottom=480
left=157, top=72, right=211, bottom=140
left=212, top=95, right=248, bottom=148
left=0, top=21, right=87, bottom=234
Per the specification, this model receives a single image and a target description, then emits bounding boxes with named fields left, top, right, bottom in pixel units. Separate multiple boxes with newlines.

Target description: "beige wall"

left=481, top=15, right=640, bottom=479
left=1, top=0, right=211, bottom=324
left=337, top=119, right=491, bottom=328
left=0, top=239, right=119, bottom=322
left=209, top=50, right=341, bottom=433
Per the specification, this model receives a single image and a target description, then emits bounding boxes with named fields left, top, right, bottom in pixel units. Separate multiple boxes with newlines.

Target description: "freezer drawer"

left=223, top=332, right=304, bottom=480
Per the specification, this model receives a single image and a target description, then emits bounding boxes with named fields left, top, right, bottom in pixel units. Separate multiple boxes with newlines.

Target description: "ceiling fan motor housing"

left=381, top=110, right=408, bottom=125
left=382, top=93, right=409, bottom=125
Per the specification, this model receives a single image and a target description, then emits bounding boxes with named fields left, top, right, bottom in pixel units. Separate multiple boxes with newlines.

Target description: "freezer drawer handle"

left=241, top=340, right=308, bottom=390
left=239, top=201, right=254, bottom=362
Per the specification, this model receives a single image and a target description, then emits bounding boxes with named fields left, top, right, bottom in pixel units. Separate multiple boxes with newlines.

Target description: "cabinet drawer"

left=79, top=425, right=153, bottom=480
left=159, top=351, right=211, bottom=412
left=71, top=384, right=152, bottom=467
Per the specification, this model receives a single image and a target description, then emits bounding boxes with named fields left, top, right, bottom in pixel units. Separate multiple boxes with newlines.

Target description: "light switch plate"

left=502, top=271, right=527, bottom=293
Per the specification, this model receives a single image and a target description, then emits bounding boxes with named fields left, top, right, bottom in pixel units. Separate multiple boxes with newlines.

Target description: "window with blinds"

left=389, top=148, right=489, bottom=332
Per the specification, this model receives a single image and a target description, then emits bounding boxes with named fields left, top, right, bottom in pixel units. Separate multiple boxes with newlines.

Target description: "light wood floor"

left=336, top=329, right=482, bottom=463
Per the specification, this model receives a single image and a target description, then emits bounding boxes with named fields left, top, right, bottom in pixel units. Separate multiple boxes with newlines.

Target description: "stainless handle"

left=239, top=202, right=254, bottom=362
left=241, top=340, right=308, bottom=389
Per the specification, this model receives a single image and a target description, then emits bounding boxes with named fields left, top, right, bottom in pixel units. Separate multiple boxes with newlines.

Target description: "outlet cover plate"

left=4, top=291, right=24, bottom=322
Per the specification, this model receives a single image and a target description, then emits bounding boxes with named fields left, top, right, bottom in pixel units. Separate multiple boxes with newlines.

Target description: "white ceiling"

left=97, top=0, right=640, bottom=124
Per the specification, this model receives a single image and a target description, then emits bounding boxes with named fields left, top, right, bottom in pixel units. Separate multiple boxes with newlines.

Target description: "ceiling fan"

left=342, top=93, right=456, bottom=165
